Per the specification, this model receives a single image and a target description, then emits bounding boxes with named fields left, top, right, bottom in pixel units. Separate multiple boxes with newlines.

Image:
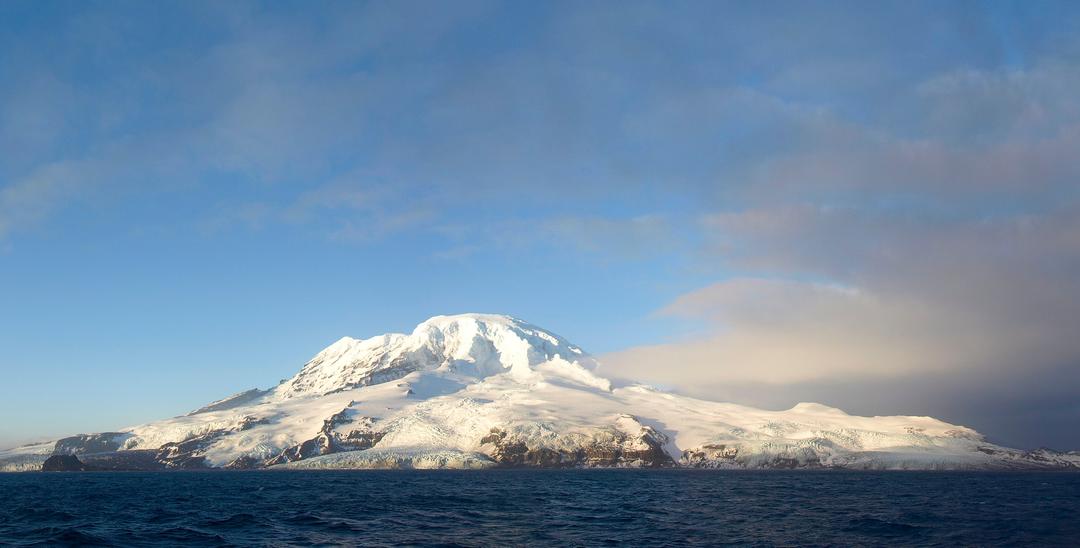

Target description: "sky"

left=1, top=0, right=1079, bottom=450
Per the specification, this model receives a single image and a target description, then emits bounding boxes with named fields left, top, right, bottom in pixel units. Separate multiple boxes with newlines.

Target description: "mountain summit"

left=3, top=314, right=1077, bottom=471
left=273, top=314, right=599, bottom=400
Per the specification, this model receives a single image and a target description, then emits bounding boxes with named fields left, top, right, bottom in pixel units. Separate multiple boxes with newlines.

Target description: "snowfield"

left=3, top=314, right=1078, bottom=471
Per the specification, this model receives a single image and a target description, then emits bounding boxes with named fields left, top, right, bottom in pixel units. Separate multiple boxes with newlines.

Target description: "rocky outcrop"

left=480, top=419, right=674, bottom=468
left=223, top=455, right=263, bottom=469
left=79, top=450, right=164, bottom=471
left=265, top=407, right=384, bottom=466
left=41, top=432, right=162, bottom=471
left=986, top=447, right=1080, bottom=469
left=154, top=433, right=221, bottom=468
left=41, top=454, right=88, bottom=471
left=681, top=444, right=741, bottom=467
left=155, top=415, right=269, bottom=468
left=680, top=442, right=827, bottom=469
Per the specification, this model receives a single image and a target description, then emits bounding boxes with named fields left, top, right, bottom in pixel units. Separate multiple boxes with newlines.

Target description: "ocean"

left=1, top=470, right=1078, bottom=546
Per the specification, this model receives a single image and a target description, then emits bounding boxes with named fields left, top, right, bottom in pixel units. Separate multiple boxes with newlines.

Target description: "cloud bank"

left=605, top=55, right=1080, bottom=449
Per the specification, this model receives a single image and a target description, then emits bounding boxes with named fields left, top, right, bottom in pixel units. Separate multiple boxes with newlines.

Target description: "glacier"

left=3, top=313, right=1078, bottom=471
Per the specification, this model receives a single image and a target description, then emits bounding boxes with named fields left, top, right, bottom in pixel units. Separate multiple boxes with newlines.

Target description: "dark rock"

left=265, top=436, right=328, bottom=465
left=223, top=455, right=262, bottom=469
left=154, top=415, right=269, bottom=468
left=682, top=444, right=739, bottom=466
left=42, top=454, right=87, bottom=471
left=342, top=429, right=384, bottom=448
left=79, top=450, right=164, bottom=471
left=680, top=443, right=828, bottom=468
left=1017, top=448, right=1080, bottom=469
left=481, top=421, right=675, bottom=468
left=619, top=426, right=674, bottom=467
left=238, top=415, right=272, bottom=431
left=155, top=433, right=222, bottom=468
left=265, top=408, right=384, bottom=466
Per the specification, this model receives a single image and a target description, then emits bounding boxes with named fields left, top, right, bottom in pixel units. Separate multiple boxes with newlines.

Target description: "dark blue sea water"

left=1, top=470, right=1078, bottom=546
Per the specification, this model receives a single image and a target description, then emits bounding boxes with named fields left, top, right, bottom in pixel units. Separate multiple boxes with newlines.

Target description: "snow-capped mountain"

left=272, top=313, right=599, bottom=400
left=3, top=314, right=1078, bottom=471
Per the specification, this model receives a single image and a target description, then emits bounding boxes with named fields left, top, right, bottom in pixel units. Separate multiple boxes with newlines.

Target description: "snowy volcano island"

left=3, top=314, right=1078, bottom=472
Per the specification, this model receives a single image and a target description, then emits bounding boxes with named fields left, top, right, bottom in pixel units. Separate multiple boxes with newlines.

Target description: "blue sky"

left=2, top=1, right=1080, bottom=449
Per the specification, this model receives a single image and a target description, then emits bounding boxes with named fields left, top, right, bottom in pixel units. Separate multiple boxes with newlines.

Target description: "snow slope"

left=2, top=313, right=1077, bottom=471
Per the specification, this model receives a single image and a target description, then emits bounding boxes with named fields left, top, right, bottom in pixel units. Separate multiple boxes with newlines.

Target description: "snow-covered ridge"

left=2, top=313, right=1078, bottom=471
left=271, top=313, right=598, bottom=400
